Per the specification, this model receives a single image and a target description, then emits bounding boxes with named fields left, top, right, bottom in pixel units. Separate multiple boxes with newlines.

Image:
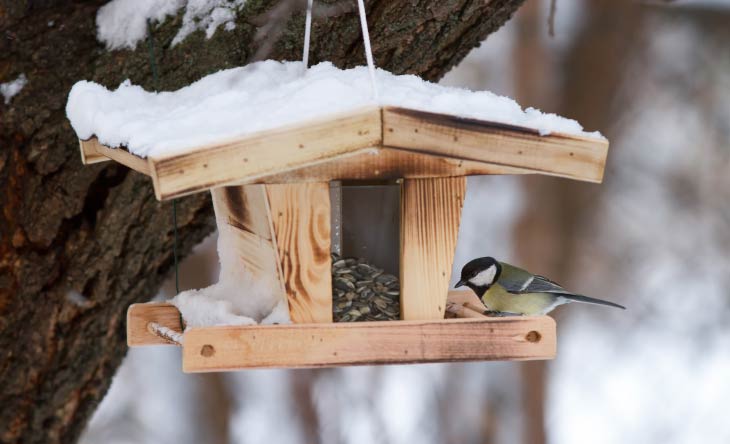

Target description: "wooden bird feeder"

left=79, top=106, right=608, bottom=372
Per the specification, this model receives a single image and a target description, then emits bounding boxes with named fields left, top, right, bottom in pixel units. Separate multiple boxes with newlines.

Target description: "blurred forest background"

left=79, top=0, right=730, bottom=443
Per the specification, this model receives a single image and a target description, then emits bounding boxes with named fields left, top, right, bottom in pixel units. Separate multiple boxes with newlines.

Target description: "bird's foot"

left=483, top=310, right=522, bottom=317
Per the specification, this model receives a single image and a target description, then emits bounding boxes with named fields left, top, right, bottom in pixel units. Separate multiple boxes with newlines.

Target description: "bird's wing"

left=497, top=262, right=568, bottom=294
left=521, top=275, right=568, bottom=294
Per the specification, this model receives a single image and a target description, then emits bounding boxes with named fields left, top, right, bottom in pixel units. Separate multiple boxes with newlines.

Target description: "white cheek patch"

left=469, top=265, right=496, bottom=287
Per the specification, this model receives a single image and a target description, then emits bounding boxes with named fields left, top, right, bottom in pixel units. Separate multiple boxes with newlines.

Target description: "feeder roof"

left=79, top=105, right=607, bottom=200
left=71, top=61, right=608, bottom=200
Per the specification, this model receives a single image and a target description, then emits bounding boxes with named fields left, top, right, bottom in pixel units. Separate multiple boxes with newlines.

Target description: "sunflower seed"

left=331, top=252, right=400, bottom=322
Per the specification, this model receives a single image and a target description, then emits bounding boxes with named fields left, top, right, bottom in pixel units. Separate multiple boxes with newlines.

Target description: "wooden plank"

left=382, top=107, right=608, bottom=183
left=149, top=108, right=382, bottom=200
left=127, top=302, right=182, bottom=346
left=266, top=183, right=333, bottom=324
left=181, top=316, right=556, bottom=371
left=445, top=303, right=487, bottom=319
left=211, top=185, right=273, bottom=240
left=211, top=184, right=287, bottom=308
left=218, top=223, right=282, bottom=282
left=400, top=177, right=466, bottom=320
left=80, top=106, right=608, bottom=201
left=127, top=290, right=490, bottom=347
left=446, top=290, right=488, bottom=318
left=447, top=289, right=485, bottom=307
left=79, top=138, right=109, bottom=165
left=256, top=147, right=530, bottom=184
left=79, top=137, right=151, bottom=175
left=126, top=291, right=487, bottom=347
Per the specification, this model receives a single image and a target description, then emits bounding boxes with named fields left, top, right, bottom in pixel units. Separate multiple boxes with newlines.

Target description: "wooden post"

left=400, top=177, right=466, bottom=320
left=210, top=185, right=287, bottom=316
left=266, top=183, right=333, bottom=324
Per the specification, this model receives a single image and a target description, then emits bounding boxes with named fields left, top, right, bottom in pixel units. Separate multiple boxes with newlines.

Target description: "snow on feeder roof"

left=68, top=61, right=608, bottom=200
left=67, top=60, right=602, bottom=157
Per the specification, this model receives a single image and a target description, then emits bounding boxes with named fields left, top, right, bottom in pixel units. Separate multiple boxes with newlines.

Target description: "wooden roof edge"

left=148, top=107, right=383, bottom=200
left=78, top=105, right=609, bottom=199
left=146, top=106, right=383, bottom=162
left=382, top=106, right=608, bottom=183
left=79, top=137, right=152, bottom=175
left=382, top=106, right=609, bottom=146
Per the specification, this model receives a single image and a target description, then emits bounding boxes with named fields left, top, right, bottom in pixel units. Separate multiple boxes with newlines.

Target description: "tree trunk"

left=0, top=1, right=526, bottom=442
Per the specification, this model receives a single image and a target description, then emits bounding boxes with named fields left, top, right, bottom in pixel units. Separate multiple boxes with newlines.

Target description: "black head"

left=455, top=257, right=502, bottom=297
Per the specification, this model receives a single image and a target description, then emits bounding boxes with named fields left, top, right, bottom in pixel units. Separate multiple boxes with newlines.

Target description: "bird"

left=455, top=257, right=625, bottom=316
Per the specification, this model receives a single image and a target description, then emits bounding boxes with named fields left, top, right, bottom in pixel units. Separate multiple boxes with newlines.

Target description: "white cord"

left=302, top=0, right=314, bottom=69
left=356, top=0, right=379, bottom=100
left=302, top=0, right=378, bottom=99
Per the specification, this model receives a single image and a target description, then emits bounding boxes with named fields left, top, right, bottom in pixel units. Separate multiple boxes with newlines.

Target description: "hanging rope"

left=355, top=0, right=378, bottom=100
left=301, top=0, right=378, bottom=99
left=147, top=20, right=181, bottom=297
left=302, top=0, right=314, bottom=68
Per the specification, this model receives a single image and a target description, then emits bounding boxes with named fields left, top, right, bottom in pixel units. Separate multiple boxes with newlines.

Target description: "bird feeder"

left=79, top=105, right=607, bottom=372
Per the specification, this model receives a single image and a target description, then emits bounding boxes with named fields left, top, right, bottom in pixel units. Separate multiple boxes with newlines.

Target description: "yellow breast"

left=481, top=284, right=559, bottom=315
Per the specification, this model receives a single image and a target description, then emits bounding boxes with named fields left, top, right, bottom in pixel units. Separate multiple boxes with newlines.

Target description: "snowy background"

left=81, top=1, right=730, bottom=443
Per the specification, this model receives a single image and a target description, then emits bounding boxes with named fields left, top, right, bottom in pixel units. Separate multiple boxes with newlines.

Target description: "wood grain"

left=78, top=138, right=108, bottom=165
left=181, top=316, right=556, bottom=372
left=445, top=290, right=488, bottom=318
left=79, top=137, right=151, bottom=175
left=211, top=186, right=285, bottom=301
left=266, top=183, right=333, bottom=324
left=127, top=302, right=183, bottom=346
left=382, top=107, right=608, bottom=183
left=149, top=108, right=382, bottom=200
left=216, top=222, right=282, bottom=281
left=256, top=147, right=530, bottom=183
left=211, top=185, right=273, bottom=240
left=125, top=291, right=486, bottom=346
left=80, top=107, right=608, bottom=201
left=400, top=177, right=466, bottom=320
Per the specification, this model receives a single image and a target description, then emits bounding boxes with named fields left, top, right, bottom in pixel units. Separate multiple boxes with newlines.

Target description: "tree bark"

left=0, top=1, right=525, bottom=442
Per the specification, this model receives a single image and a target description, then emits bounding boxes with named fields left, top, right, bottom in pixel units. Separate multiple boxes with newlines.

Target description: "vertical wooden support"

left=266, top=183, right=333, bottom=324
left=210, top=185, right=287, bottom=317
left=400, top=177, right=466, bottom=320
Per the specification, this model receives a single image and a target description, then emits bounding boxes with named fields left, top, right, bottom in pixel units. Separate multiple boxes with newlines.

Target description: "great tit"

left=455, top=257, right=625, bottom=316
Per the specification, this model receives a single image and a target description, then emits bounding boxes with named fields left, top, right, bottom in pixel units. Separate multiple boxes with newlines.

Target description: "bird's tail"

left=560, top=294, right=626, bottom=310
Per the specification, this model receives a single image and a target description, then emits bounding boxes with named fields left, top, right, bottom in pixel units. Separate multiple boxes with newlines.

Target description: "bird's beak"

left=455, top=280, right=466, bottom=288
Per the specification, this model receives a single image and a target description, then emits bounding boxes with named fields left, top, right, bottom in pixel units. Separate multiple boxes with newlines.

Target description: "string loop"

left=301, top=0, right=378, bottom=99
left=302, top=0, right=314, bottom=68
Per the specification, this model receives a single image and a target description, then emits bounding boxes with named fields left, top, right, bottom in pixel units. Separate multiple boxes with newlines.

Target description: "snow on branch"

left=96, top=0, right=247, bottom=50
left=1, top=74, right=27, bottom=105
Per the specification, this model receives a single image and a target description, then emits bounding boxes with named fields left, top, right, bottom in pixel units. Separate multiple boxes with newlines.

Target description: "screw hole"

left=201, top=344, right=215, bottom=357
left=526, top=331, right=541, bottom=343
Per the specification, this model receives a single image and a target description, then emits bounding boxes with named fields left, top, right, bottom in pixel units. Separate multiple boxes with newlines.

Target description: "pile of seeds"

left=331, top=253, right=400, bottom=322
